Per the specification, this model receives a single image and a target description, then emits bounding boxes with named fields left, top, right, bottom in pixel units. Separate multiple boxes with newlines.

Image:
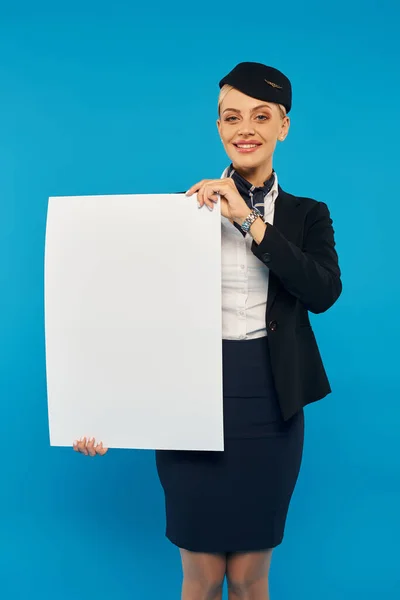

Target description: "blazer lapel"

left=267, top=186, right=301, bottom=313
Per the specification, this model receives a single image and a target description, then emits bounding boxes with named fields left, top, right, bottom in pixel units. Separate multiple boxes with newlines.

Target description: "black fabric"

left=250, top=187, right=342, bottom=420
left=227, top=164, right=275, bottom=235
left=219, top=62, right=292, bottom=113
left=156, top=336, right=304, bottom=553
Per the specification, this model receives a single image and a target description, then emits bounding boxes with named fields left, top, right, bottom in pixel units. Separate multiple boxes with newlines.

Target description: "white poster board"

left=45, top=193, right=224, bottom=451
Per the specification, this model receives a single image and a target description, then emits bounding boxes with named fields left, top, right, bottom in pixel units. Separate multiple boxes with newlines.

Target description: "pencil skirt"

left=155, top=336, right=304, bottom=553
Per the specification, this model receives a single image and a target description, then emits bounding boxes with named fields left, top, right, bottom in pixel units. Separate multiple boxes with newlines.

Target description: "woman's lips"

left=233, top=142, right=262, bottom=154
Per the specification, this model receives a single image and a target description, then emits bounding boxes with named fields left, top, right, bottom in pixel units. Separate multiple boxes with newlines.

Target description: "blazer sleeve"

left=251, top=201, right=342, bottom=314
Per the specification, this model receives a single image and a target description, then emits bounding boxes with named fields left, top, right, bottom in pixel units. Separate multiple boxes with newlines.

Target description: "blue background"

left=1, top=1, right=399, bottom=598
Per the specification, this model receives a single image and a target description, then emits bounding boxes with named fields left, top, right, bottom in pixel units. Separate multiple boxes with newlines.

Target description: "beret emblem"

left=264, top=79, right=283, bottom=89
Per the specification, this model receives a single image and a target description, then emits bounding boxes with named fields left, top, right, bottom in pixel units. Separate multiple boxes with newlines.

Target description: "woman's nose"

left=238, top=122, right=255, bottom=135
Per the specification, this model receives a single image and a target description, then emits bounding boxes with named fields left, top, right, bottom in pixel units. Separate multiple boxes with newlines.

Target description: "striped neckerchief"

left=226, top=165, right=276, bottom=236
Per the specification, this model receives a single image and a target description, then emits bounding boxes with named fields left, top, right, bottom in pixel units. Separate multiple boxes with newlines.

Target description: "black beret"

left=219, top=62, right=292, bottom=113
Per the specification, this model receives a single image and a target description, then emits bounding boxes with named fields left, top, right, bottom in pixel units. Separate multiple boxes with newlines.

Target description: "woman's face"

left=217, top=88, right=290, bottom=174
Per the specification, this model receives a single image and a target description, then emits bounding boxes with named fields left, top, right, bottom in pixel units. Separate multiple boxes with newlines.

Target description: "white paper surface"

left=45, top=193, right=223, bottom=451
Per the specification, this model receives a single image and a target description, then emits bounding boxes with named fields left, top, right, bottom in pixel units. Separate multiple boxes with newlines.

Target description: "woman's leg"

left=180, top=548, right=227, bottom=600
left=226, top=550, right=273, bottom=599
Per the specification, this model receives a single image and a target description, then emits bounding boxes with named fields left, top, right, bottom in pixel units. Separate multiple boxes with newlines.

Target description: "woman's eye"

left=224, top=114, right=269, bottom=122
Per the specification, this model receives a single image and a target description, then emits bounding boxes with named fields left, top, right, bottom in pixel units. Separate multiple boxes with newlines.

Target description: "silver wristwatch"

left=240, top=207, right=262, bottom=233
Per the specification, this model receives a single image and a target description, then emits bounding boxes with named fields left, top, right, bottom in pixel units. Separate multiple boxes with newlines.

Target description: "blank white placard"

left=45, top=193, right=223, bottom=451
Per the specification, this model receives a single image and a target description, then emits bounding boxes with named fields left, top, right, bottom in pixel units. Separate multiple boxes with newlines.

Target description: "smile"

left=233, top=143, right=261, bottom=153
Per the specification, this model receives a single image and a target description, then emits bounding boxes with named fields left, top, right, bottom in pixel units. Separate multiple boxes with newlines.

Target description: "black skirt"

left=155, top=336, right=304, bottom=553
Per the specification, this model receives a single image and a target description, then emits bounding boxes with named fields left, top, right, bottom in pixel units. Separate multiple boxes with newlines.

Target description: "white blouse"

left=221, top=170, right=279, bottom=340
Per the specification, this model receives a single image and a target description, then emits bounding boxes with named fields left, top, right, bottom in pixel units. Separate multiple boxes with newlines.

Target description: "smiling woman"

left=161, top=61, right=341, bottom=599
left=217, top=86, right=289, bottom=186
left=74, top=61, right=342, bottom=600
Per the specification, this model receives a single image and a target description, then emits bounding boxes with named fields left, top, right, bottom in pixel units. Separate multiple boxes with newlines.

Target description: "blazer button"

left=268, top=320, right=278, bottom=331
left=262, top=252, right=271, bottom=263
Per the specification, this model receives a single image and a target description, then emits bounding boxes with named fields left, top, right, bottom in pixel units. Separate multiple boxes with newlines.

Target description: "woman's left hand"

left=186, top=178, right=251, bottom=224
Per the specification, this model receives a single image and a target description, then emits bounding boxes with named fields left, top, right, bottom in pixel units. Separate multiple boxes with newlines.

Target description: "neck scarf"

left=226, top=165, right=276, bottom=236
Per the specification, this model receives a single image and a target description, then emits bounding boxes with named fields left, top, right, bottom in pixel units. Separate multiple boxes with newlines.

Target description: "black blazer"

left=250, top=186, right=342, bottom=420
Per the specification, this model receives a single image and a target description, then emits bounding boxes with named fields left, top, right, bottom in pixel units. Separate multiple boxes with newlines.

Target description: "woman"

left=73, top=62, right=342, bottom=599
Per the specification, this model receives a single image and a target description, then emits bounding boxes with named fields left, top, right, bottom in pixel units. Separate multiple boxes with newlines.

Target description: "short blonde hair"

left=218, top=84, right=287, bottom=119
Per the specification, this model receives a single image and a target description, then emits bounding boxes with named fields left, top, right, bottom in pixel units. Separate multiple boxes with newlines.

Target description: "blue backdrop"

left=1, top=1, right=399, bottom=598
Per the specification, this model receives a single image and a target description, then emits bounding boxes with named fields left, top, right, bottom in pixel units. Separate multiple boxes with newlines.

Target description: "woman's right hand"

left=73, top=437, right=108, bottom=457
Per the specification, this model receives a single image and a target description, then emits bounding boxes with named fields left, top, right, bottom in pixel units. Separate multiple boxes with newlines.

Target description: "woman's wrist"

left=233, top=209, right=252, bottom=226
left=249, top=217, right=267, bottom=245
left=234, top=209, right=267, bottom=245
